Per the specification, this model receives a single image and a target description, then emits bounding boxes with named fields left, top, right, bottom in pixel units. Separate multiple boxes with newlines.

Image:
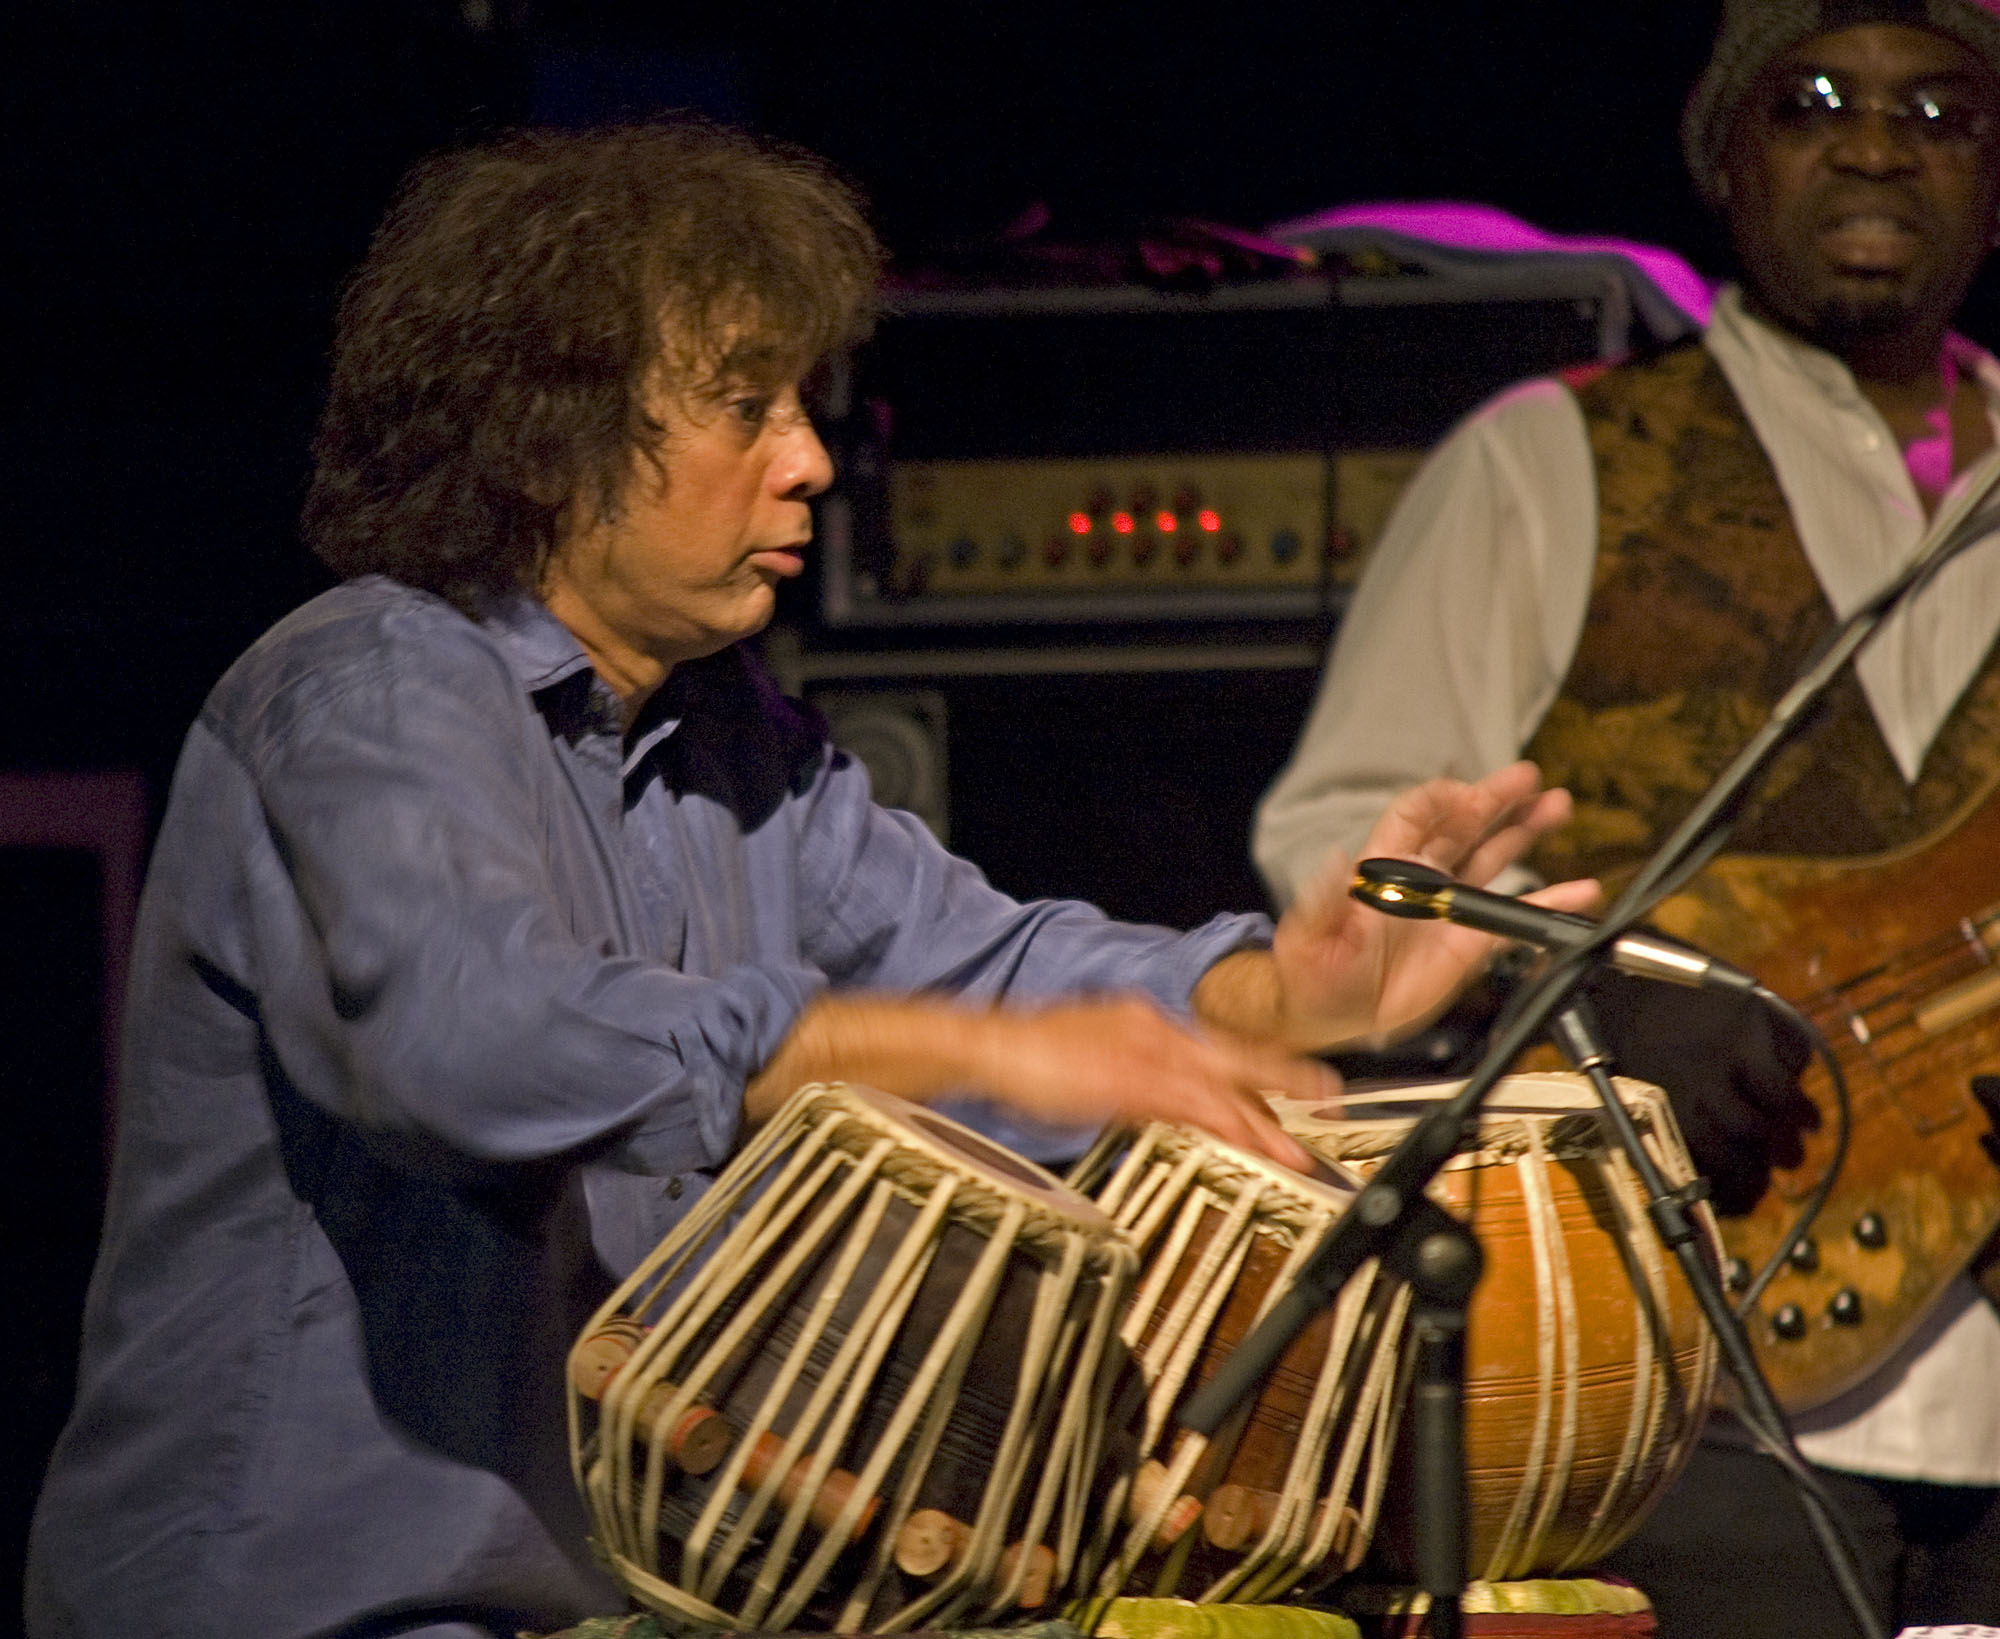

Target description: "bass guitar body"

left=1637, top=783, right=2000, bottom=1413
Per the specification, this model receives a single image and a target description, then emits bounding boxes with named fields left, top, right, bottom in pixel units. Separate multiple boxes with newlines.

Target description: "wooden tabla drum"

left=568, top=1082, right=1137, bottom=1633
left=1069, top=1124, right=1410, bottom=1606
left=1276, top=1071, right=1719, bottom=1583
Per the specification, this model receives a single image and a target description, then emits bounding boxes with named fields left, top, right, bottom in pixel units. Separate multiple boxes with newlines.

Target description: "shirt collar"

left=479, top=594, right=688, bottom=775
left=480, top=593, right=598, bottom=695
left=1709, top=282, right=2000, bottom=411
left=1708, top=283, right=1862, bottom=405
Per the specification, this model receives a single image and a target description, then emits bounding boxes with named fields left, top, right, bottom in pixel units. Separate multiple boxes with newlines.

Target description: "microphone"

left=1351, top=857, right=1759, bottom=994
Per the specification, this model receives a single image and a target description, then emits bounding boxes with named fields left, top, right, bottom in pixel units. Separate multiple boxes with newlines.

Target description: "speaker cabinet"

left=806, top=662, right=1320, bottom=929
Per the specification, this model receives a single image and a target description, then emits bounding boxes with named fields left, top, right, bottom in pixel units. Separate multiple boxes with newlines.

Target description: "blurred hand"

left=1578, top=967, right=1818, bottom=1215
left=963, top=997, right=1325, bottom=1170
left=743, top=992, right=1325, bottom=1170
left=1269, top=761, right=1599, bottom=1049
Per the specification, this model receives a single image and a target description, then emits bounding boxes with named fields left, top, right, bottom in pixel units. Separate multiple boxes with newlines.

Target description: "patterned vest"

left=1523, top=340, right=2000, bottom=886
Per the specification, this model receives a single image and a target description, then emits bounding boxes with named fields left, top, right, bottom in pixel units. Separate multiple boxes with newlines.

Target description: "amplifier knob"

left=1772, top=1303, right=1807, bottom=1341
left=1086, top=485, right=1114, bottom=516
left=995, top=534, right=1027, bottom=570
left=948, top=535, right=978, bottom=570
left=1852, top=1212, right=1888, bottom=1249
left=1270, top=527, right=1303, bottom=564
left=1828, top=1289, right=1864, bottom=1326
left=1216, top=532, right=1244, bottom=566
left=1173, top=533, right=1201, bottom=568
left=1087, top=534, right=1114, bottom=568
left=1042, top=532, right=1071, bottom=569
left=1173, top=484, right=1202, bottom=513
left=1131, top=534, right=1158, bottom=568
left=1129, top=484, right=1157, bottom=513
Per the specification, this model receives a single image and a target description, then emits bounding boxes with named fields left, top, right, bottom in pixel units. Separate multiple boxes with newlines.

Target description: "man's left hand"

left=1265, top=761, right=1598, bottom=1052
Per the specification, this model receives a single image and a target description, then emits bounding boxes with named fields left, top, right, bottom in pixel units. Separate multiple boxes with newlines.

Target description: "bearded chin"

left=1803, top=281, right=1929, bottom=348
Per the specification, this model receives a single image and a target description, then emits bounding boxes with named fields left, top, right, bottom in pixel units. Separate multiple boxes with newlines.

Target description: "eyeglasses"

left=1765, top=72, right=1999, bottom=148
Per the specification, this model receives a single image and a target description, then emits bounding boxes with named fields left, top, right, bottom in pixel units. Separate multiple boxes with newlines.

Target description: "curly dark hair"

left=303, top=118, right=883, bottom=614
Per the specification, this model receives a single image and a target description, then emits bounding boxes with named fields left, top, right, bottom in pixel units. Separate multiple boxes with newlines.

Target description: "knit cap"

left=1683, top=0, right=2000, bottom=201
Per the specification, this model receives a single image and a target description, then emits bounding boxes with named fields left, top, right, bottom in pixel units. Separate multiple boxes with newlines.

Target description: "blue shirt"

left=26, top=577, right=1270, bottom=1638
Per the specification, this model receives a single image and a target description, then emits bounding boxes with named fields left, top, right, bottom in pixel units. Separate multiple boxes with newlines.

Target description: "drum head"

left=1280, top=1072, right=1672, bottom=1155
left=802, top=1081, right=1116, bottom=1237
left=1117, top=1119, right=1363, bottom=1214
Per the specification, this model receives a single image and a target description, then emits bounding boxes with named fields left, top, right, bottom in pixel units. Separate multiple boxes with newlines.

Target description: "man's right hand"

left=742, top=992, right=1326, bottom=1171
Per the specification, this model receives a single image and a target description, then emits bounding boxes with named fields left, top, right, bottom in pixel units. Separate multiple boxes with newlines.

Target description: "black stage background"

left=10, top=2, right=1995, bottom=1628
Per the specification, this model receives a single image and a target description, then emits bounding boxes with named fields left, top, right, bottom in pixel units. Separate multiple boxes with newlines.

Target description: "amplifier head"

left=817, top=267, right=1621, bottom=630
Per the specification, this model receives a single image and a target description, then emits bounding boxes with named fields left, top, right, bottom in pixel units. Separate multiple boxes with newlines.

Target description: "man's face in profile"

left=540, top=368, right=834, bottom=685
left=1720, top=23, right=2000, bottom=352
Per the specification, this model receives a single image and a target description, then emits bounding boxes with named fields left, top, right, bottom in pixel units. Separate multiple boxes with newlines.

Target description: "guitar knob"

left=1828, top=1288, right=1864, bottom=1326
left=1852, top=1212, right=1888, bottom=1250
left=1772, top=1303, right=1807, bottom=1341
left=1785, top=1235, right=1820, bottom=1272
left=1723, top=1257, right=1751, bottom=1293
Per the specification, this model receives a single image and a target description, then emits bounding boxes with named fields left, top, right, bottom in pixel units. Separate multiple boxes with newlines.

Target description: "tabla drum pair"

left=570, top=1073, right=1718, bottom=1629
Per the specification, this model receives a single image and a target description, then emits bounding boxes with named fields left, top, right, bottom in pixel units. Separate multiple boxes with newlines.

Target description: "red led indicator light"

left=1068, top=511, right=1092, bottom=535
left=1111, top=511, right=1136, bottom=535
left=1198, top=509, right=1222, bottom=533
left=1155, top=510, right=1178, bottom=533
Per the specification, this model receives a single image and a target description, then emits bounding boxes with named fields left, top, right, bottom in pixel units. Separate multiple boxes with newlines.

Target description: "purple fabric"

left=1907, top=332, right=1995, bottom=500
left=1909, top=343, right=1962, bottom=499
left=1274, top=200, right=1717, bottom=329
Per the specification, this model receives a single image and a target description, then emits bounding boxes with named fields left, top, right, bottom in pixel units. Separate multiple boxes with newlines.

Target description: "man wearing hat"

left=1255, top=2, right=2000, bottom=1631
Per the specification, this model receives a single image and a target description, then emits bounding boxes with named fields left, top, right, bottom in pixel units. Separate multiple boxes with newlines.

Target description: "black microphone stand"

left=1539, top=994, right=1883, bottom=1631
left=1180, top=468, right=2000, bottom=1639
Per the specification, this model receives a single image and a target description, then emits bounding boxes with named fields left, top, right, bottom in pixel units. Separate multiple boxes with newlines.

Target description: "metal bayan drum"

left=1071, top=1125, right=1411, bottom=1605
left=568, top=1082, right=1137, bottom=1634
left=1278, top=1071, right=1720, bottom=1583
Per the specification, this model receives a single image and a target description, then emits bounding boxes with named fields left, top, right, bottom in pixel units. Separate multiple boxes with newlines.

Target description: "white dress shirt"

left=1253, top=285, right=2000, bottom=1483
